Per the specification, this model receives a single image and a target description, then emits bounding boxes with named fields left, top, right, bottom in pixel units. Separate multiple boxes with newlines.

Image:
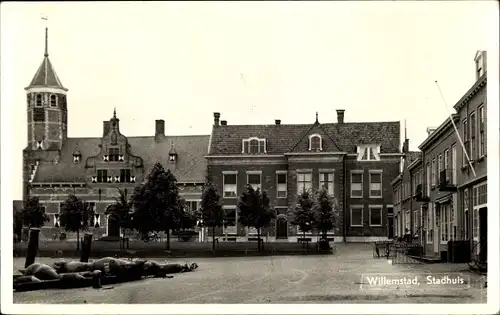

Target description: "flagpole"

left=434, top=81, right=477, bottom=177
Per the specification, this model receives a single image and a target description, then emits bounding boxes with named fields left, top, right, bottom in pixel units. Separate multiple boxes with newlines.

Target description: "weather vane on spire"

left=41, top=15, right=48, bottom=57
left=315, top=112, right=319, bottom=123
left=113, top=107, right=117, bottom=119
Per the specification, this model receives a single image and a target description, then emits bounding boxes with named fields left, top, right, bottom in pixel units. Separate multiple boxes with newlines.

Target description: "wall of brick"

left=345, top=157, right=399, bottom=237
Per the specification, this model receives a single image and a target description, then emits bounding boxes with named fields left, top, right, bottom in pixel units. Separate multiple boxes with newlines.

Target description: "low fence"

left=373, top=241, right=423, bottom=264
left=13, top=238, right=335, bottom=259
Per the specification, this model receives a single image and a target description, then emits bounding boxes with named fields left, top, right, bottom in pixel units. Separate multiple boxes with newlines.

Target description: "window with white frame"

left=185, top=200, right=200, bottom=213
left=427, top=204, right=433, bottom=243
left=444, top=150, right=450, bottom=181
left=463, top=119, right=469, bottom=166
left=350, top=206, right=363, bottom=227
left=438, top=154, right=443, bottom=183
left=451, top=145, right=457, bottom=184
left=472, top=183, right=487, bottom=241
left=440, top=204, right=450, bottom=243
left=470, top=111, right=476, bottom=160
left=309, top=134, right=322, bottom=151
left=357, top=145, right=381, bottom=161
left=369, top=171, right=382, bottom=198
left=276, top=172, right=287, bottom=198
left=247, top=172, right=261, bottom=191
left=369, top=205, right=382, bottom=227
left=431, top=159, right=436, bottom=187
left=464, top=188, right=469, bottom=239
left=50, top=94, right=57, bottom=107
left=426, top=163, right=431, bottom=196
left=405, top=210, right=410, bottom=231
left=242, top=137, right=266, bottom=154
left=223, top=206, right=237, bottom=234
left=413, top=210, right=418, bottom=234
left=35, top=94, right=43, bottom=107
left=472, top=208, right=479, bottom=240
left=223, top=172, right=237, bottom=198
left=297, top=172, right=312, bottom=194
left=319, top=172, right=334, bottom=196
left=350, top=171, right=363, bottom=198
left=478, top=105, right=485, bottom=157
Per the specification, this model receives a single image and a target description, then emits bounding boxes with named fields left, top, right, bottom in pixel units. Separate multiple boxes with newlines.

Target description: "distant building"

left=22, top=28, right=209, bottom=239
left=391, top=140, right=422, bottom=240
left=207, top=110, right=401, bottom=242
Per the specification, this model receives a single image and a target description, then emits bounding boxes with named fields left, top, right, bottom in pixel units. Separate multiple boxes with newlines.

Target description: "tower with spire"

left=25, top=27, right=68, bottom=151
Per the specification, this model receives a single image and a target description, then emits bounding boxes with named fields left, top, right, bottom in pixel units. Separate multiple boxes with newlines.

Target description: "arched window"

left=36, top=94, right=42, bottom=107
left=309, top=134, right=322, bottom=151
left=249, top=139, right=259, bottom=154
left=50, top=94, right=57, bottom=107
left=242, top=137, right=267, bottom=154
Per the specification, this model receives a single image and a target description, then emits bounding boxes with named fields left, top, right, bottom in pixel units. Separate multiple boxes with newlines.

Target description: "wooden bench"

left=297, top=238, right=312, bottom=243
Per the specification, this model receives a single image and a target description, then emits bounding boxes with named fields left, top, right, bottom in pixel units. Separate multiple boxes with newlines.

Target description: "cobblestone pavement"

left=13, top=244, right=486, bottom=304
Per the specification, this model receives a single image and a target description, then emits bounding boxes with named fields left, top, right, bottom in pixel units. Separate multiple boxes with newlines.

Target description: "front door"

left=388, top=217, right=394, bottom=239
left=433, top=207, right=440, bottom=254
left=107, top=215, right=120, bottom=237
left=479, top=207, right=487, bottom=262
left=276, top=217, right=287, bottom=239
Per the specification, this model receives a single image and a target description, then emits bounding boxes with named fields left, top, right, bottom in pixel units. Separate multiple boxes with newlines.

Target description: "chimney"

left=275, top=119, right=281, bottom=125
left=426, top=127, right=437, bottom=136
left=103, top=121, right=111, bottom=136
left=220, top=120, right=227, bottom=126
left=214, top=112, right=221, bottom=127
left=155, top=120, right=165, bottom=139
left=336, top=109, right=345, bottom=124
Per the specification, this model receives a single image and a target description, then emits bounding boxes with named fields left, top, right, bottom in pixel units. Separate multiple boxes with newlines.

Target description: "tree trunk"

left=257, top=228, right=261, bottom=252
left=212, top=226, right=216, bottom=252
left=77, top=230, right=80, bottom=251
left=166, top=229, right=171, bottom=250
left=303, top=231, right=307, bottom=250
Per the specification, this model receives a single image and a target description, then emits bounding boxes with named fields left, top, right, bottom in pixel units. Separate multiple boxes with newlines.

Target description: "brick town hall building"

left=22, top=29, right=209, bottom=240
left=206, top=112, right=401, bottom=242
left=21, top=28, right=402, bottom=242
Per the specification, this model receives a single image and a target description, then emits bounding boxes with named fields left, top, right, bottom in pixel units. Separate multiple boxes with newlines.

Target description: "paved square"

left=13, top=244, right=486, bottom=304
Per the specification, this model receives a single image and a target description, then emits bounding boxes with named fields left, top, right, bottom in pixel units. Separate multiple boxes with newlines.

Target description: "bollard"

left=24, top=228, right=40, bottom=268
left=92, top=270, right=102, bottom=289
left=80, top=233, right=93, bottom=262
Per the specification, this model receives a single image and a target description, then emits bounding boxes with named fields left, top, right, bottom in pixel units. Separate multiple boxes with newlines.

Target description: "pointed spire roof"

left=25, top=28, right=67, bottom=91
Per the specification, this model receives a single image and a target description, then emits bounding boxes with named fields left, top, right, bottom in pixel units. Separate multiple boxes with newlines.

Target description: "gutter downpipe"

left=343, top=153, right=347, bottom=243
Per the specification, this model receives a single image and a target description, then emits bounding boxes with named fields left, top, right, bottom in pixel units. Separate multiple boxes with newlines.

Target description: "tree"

left=59, top=194, right=94, bottom=250
left=21, top=196, right=49, bottom=228
left=105, top=188, right=134, bottom=237
left=199, top=182, right=225, bottom=251
left=238, top=185, right=276, bottom=251
left=312, top=188, right=339, bottom=248
left=130, top=162, right=184, bottom=250
left=178, top=198, right=198, bottom=231
left=291, top=190, right=315, bottom=245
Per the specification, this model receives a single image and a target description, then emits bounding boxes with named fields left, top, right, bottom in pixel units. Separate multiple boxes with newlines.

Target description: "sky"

left=1, top=1, right=497, bottom=200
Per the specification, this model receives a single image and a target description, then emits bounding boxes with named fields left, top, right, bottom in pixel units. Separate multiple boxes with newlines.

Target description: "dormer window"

left=73, top=154, right=81, bottom=163
left=50, top=94, right=57, bottom=107
left=242, top=137, right=266, bottom=154
left=35, top=94, right=43, bottom=107
left=308, top=134, right=322, bottom=151
left=357, top=144, right=380, bottom=161
left=169, top=153, right=177, bottom=162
